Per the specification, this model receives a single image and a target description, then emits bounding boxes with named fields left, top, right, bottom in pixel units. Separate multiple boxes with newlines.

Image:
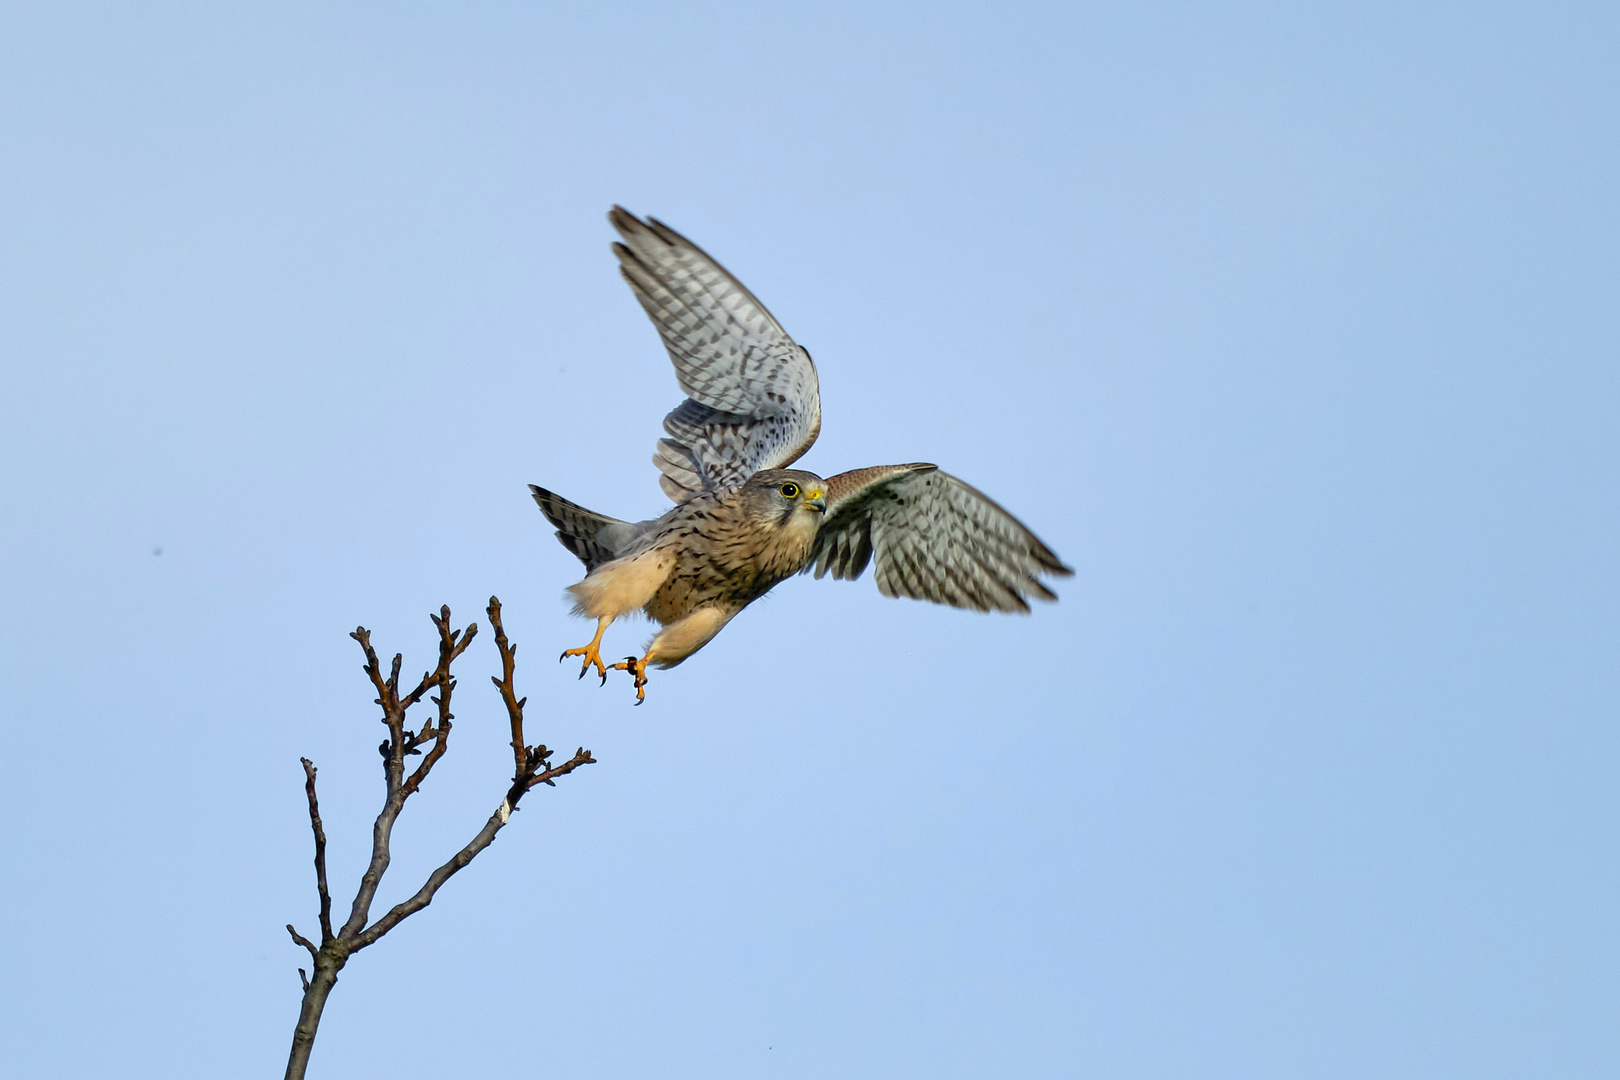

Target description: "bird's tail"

left=529, top=485, right=635, bottom=572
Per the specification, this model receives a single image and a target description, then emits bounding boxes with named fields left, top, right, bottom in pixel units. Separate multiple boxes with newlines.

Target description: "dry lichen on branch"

left=283, top=597, right=594, bottom=1080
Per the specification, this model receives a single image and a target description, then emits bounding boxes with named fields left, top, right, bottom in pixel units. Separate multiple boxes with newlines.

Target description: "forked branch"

left=283, top=598, right=594, bottom=1080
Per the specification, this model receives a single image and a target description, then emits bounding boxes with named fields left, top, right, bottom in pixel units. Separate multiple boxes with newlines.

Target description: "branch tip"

left=287, top=924, right=318, bottom=960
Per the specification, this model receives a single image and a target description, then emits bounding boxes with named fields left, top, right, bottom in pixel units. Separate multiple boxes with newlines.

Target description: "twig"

left=286, top=924, right=318, bottom=961
left=402, top=610, right=467, bottom=797
left=282, top=598, right=594, bottom=1080
left=490, top=596, right=597, bottom=805
left=299, top=759, right=332, bottom=942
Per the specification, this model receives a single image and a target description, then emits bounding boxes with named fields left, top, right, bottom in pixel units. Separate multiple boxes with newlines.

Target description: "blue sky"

left=3, top=3, right=1618, bottom=1077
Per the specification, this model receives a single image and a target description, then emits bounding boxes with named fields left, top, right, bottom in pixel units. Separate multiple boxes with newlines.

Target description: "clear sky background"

left=3, top=3, right=1617, bottom=1077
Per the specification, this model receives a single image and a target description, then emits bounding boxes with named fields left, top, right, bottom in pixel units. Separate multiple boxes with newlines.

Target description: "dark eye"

left=779, top=482, right=800, bottom=499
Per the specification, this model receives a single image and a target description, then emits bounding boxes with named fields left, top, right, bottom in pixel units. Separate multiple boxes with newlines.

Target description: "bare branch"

left=488, top=600, right=598, bottom=798
left=488, top=596, right=528, bottom=777
left=299, top=759, right=332, bottom=943
left=351, top=599, right=596, bottom=949
left=338, top=744, right=401, bottom=938
left=399, top=607, right=476, bottom=709
left=532, top=746, right=598, bottom=789
left=402, top=609, right=478, bottom=797
left=286, top=598, right=594, bottom=1080
left=353, top=801, right=508, bottom=949
left=350, top=627, right=388, bottom=708
left=286, top=924, right=318, bottom=961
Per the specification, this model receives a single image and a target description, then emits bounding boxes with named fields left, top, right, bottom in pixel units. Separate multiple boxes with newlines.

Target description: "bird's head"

left=743, top=468, right=828, bottom=530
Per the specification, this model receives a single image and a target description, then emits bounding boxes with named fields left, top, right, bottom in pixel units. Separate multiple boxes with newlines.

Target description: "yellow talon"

left=609, top=655, right=650, bottom=704
left=559, top=616, right=612, bottom=684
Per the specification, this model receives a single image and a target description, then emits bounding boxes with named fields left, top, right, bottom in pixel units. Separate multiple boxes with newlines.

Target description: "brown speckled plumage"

left=643, top=470, right=823, bottom=624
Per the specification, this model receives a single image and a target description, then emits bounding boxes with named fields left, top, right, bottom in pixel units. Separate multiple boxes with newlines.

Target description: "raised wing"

left=807, top=464, right=1073, bottom=613
left=610, top=207, right=822, bottom=502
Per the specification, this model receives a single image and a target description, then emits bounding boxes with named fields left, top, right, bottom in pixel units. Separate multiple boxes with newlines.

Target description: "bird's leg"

left=559, top=616, right=613, bottom=684
left=608, top=655, right=651, bottom=705
left=601, top=608, right=732, bottom=705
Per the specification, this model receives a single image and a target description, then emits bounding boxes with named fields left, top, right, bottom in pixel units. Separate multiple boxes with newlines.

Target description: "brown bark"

left=282, top=598, right=594, bottom=1080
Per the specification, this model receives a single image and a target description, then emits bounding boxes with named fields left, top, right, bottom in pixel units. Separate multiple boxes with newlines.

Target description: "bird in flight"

left=533, top=207, right=1071, bottom=703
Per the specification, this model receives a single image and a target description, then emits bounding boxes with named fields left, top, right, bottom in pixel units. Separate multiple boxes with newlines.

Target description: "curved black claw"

left=558, top=650, right=567, bottom=664
left=599, top=669, right=608, bottom=687
left=622, top=657, right=648, bottom=705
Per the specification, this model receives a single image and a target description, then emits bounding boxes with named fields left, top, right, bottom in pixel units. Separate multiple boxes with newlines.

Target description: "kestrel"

left=532, top=207, right=1071, bottom=703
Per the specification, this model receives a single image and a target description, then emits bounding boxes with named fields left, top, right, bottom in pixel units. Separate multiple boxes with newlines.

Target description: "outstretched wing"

left=610, top=207, right=822, bottom=503
left=807, top=464, right=1073, bottom=613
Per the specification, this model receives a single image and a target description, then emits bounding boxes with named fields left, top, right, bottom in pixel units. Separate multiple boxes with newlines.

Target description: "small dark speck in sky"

left=152, top=546, right=162, bottom=556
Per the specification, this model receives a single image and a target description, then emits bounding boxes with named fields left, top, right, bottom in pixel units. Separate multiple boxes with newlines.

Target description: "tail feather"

left=530, top=485, right=633, bottom=571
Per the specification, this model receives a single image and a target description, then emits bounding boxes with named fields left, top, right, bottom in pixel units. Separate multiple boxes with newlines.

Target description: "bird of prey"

left=532, top=207, right=1071, bottom=703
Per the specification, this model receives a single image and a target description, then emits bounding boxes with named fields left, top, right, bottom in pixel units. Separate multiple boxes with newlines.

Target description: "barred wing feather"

left=610, top=207, right=821, bottom=502
left=808, top=464, right=1073, bottom=613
